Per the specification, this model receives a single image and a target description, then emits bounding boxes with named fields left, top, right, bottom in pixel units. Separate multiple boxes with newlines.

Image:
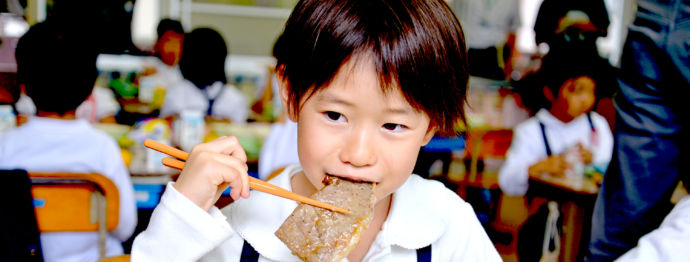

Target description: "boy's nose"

left=339, top=129, right=377, bottom=167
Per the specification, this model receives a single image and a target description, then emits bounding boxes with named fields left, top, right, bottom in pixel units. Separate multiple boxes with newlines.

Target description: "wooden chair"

left=28, top=172, right=120, bottom=261
left=456, top=129, right=513, bottom=198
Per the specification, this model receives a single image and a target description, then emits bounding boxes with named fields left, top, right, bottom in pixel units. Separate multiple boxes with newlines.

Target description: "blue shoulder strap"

left=586, top=112, right=595, bottom=132
left=240, top=240, right=431, bottom=261
left=539, top=121, right=552, bottom=156
left=240, top=240, right=260, bottom=262
left=416, top=244, right=432, bottom=262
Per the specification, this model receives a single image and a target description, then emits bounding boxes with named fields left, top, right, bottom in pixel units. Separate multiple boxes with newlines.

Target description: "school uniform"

left=76, top=86, right=121, bottom=122
left=615, top=195, right=690, bottom=262
left=152, top=59, right=184, bottom=87
left=0, top=117, right=138, bottom=262
left=160, top=80, right=249, bottom=124
left=132, top=164, right=501, bottom=261
left=15, top=88, right=121, bottom=122
left=498, top=109, right=613, bottom=196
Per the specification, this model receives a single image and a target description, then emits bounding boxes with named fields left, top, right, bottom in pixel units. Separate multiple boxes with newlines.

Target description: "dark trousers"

left=587, top=0, right=690, bottom=260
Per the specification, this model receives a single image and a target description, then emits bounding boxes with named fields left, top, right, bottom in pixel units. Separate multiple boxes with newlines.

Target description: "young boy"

left=0, top=21, right=137, bottom=261
left=498, top=50, right=614, bottom=196
left=159, top=27, right=249, bottom=123
left=132, top=0, right=501, bottom=261
left=148, top=18, right=185, bottom=86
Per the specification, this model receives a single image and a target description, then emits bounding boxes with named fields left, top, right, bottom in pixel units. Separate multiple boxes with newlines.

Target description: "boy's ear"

left=543, top=86, right=556, bottom=103
left=421, top=126, right=438, bottom=146
left=276, top=68, right=298, bottom=122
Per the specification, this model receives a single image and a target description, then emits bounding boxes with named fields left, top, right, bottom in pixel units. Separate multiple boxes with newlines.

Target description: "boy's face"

left=553, top=75, right=596, bottom=120
left=156, top=31, right=183, bottom=66
left=282, top=57, right=435, bottom=203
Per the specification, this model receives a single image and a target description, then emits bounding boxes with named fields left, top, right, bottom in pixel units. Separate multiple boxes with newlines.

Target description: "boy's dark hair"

left=273, top=0, right=468, bottom=136
left=157, top=18, right=184, bottom=40
left=179, top=27, right=228, bottom=89
left=540, top=49, right=602, bottom=100
left=15, top=21, right=98, bottom=115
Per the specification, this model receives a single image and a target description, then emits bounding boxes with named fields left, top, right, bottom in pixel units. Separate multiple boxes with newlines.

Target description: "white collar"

left=535, top=108, right=590, bottom=128
left=203, top=81, right=225, bottom=99
left=383, top=174, right=447, bottom=249
left=24, top=116, right=90, bottom=130
left=226, top=164, right=447, bottom=261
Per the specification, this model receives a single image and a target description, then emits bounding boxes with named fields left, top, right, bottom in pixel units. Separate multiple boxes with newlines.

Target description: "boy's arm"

left=528, top=155, right=568, bottom=177
left=592, top=114, right=614, bottom=167
left=498, top=124, right=545, bottom=196
left=132, top=136, right=251, bottom=260
left=131, top=183, right=235, bottom=261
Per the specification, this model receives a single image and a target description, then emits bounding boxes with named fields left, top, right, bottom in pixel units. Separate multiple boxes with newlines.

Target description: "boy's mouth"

left=324, top=173, right=378, bottom=185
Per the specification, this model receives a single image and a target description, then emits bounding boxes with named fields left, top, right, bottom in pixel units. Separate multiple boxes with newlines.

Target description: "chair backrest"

left=28, top=172, right=120, bottom=232
left=29, top=172, right=120, bottom=260
left=465, top=129, right=513, bottom=160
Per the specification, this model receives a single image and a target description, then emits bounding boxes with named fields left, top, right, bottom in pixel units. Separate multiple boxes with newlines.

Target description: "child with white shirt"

left=132, top=0, right=501, bottom=261
left=498, top=50, right=614, bottom=261
left=498, top=50, right=614, bottom=197
left=142, top=18, right=185, bottom=90
left=0, top=21, right=137, bottom=262
left=160, top=27, right=248, bottom=123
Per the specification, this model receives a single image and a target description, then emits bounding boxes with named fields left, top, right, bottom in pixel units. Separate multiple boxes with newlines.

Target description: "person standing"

left=587, top=0, right=690, bottom=260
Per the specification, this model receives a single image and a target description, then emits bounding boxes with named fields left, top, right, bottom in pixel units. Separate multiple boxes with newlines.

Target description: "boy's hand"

left=577, top=143, right=593, bottom=164
left=173, top=136, right=251, bottom=211
left=528, top=155, right=569, bottom=177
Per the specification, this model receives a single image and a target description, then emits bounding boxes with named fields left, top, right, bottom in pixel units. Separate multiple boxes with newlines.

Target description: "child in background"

left=498, top=49, right=614, bottom=262
left=0, top=21, right=137, bottom=262
left=146, top=18, right=185, bottom=87
left=160, top=27, right=248, bottom=123
left=498, top=50, right=613, bottom=197
left=132, top=0, right=500, bottom=261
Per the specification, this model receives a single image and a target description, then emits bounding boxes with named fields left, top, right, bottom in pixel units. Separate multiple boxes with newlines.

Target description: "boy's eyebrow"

left=318, top=94, right=354, bottom=107
left=319, top=93, right=415, bottom=115
left=385, top=107, right=415, bottom=116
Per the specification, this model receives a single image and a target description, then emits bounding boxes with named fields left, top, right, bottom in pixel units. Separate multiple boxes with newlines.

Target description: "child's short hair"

left=179, top=27, right=228, bottom=89
left=15, top=21, right=98, bottom=115
left=273, top=0, right=468, bottom=136
left=540, top=49, right=602, bottom=100
left=157, top=18, right=184, bottom=40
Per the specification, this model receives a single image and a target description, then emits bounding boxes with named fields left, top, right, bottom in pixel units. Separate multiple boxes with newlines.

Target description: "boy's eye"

left=383, top=123, right=406, bottom=131
left=325, top=111, right=345, bottom=122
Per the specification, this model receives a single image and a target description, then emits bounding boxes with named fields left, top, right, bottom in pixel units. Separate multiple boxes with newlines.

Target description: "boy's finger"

left=197, top=136, right=248, bottom=163
left=210, top=153, right=251, bottom=198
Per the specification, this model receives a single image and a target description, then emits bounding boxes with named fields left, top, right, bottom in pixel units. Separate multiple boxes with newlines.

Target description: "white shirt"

left=160, top=80, right=249, bottom=124
left=16, top=88, right=121, bottom=123
left=152, top=59, right=184, bottom=87
left=132, top=164, right=501, bottom=262
left=76, top=86, right=121, bottom=122
left=498, top=109, right=613, bottom=196
left=0, top=117, right=137, bottom=262
left=616, top=195, right=690, bottom=262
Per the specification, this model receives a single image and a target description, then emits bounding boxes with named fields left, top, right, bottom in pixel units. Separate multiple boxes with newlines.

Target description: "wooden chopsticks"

left=144, top=139, right=351, bottom=214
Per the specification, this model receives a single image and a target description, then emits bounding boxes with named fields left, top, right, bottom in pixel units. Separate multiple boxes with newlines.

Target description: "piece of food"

left=276, top=176, right=375, bottom=262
